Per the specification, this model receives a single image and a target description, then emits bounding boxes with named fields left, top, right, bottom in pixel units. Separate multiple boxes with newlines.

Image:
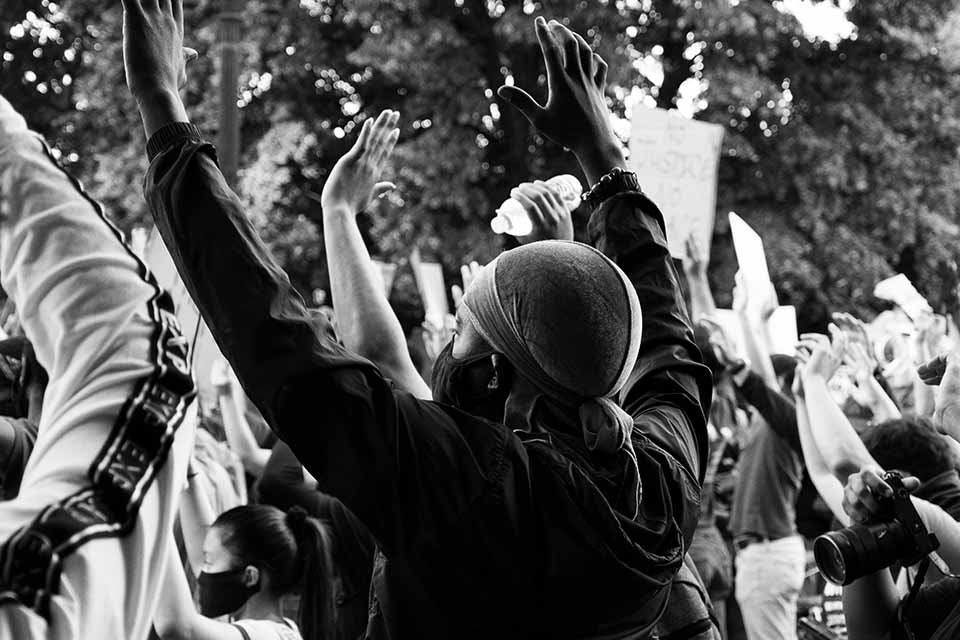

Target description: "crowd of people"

left=1, top=0, right=960, bottom=638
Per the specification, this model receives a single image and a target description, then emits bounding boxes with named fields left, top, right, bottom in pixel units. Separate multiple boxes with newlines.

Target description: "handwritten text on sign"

left=629, top=106, right=724, bottom=260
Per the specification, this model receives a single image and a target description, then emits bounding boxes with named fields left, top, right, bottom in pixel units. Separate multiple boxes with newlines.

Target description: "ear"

left=242, top=565, right=261, bottom=591
left=489, top=354, right=511, bottom=391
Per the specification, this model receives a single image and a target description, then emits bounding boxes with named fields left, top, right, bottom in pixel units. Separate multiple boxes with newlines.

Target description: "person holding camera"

left=837, top=466, right=960, bottom=640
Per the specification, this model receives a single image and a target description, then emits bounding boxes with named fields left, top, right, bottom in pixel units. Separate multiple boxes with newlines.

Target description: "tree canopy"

left=4, top=0, right=960, bottom=331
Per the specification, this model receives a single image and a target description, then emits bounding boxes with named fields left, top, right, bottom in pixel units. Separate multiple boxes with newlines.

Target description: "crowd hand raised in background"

left=931, top=354, right=960, bottom=445
left=796, top=327, right=846, bottom=385
left=497, top=17, right=625, bottom=183
left=682, top=235, right=708, bottom=282
left=320, top=110, right=400, bottom=215
left=697, top=316, right=743, bottom=371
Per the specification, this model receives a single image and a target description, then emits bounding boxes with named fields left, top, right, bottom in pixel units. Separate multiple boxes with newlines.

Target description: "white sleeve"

left=0, top=94, right=196, bottom=640
left=913, top=497, right=960, bottom=573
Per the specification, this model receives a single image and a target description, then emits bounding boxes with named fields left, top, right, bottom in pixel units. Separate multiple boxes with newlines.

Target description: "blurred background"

left=3, top=0, right=960, bottom=332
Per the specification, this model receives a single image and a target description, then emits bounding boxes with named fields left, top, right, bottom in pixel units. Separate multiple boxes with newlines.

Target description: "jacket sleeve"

left=736, top=371, right=802, bottom=454
left=143, top=129, right=514, bottom=556
left=587, top=191, right=711, bottom=485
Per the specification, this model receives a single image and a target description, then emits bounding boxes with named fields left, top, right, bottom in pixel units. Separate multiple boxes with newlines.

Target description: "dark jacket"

left=143, top=128, right=709, bottom=639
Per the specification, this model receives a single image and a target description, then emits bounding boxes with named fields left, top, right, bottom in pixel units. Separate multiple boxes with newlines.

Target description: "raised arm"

left=320, top=111, right=432, bottom=400
left=211, top=360, right=271, bottom=477
left=154, top=539, right=244, bottom=640
left=793, top=365, right=851, bottom=524
left=125, top=0, right=516, bottom=557
left=798, top=331, right=877, bottom=482
left=682, top=234, right=717, bottom=323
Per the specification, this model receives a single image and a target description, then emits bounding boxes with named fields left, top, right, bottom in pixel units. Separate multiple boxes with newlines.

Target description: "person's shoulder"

left=234, top=618, right=303, bottom=640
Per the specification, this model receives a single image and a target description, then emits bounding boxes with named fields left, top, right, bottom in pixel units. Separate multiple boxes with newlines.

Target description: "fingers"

left=843, top=468, right=891, bottom=524
left=571, top=31, right=595, bottom=76
left=918, top=353, right=948, bottom=385
left=511, top=186, right=547, bottom=230
left=370, top=181, right=396, bottom=200
left=828, top=323, right=848, bottom=353
left=451, top=284, right=465, bottom=309
left=594, top=54, right=608, bottom=88
left=497, top=85, right=544, bottom=124
left=373, top=127, right=400, bottom=166
left=548, top=20, right=582, bottom=74
left=352, top=119, right=374, bottom=156
left=535, top=17, right=564, bottom=86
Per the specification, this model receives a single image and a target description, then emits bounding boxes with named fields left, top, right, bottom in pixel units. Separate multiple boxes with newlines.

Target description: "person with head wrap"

left=131, top=4, right=709, bottom=636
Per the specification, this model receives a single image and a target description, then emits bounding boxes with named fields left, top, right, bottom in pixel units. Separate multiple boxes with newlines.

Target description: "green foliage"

left=4, top=0, right=960, bottom=332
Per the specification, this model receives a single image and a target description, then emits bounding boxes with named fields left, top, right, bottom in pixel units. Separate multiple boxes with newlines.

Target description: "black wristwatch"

left=581, top=167, right=642, bottom=208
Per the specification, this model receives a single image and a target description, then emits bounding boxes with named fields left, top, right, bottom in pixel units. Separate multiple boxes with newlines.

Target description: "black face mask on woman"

left=431, top=341, right=510, bottom=423
left=197, top=568, right=259, bottom=618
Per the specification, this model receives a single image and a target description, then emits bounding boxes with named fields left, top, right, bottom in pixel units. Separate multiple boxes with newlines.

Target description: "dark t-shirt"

left=0, top=416, right=37, bottom=500
left=896, top=577, right=960, bottom=640
left=730, top=373, right=803, bottom=541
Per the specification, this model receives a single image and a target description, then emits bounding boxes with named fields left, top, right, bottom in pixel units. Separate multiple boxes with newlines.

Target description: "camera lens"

left=813, top=534, right=848, bottom=585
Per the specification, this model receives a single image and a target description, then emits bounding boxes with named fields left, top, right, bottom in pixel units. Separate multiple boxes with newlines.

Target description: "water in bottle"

left=490, top=174, right=583, bottom=236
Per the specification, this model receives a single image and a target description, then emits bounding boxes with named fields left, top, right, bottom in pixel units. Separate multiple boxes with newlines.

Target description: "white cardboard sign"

left=729, top=211, right=773, bottom=304
left=409, top=249, right=449, bottom=326
left=629, top=106, right=725, bottom=259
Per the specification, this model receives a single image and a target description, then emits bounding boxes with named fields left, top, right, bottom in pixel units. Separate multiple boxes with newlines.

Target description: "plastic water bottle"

left=490, top=174, right=583, bottom=236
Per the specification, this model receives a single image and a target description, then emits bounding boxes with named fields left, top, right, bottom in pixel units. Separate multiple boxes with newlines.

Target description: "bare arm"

left=154, top=538, right=245, bottom=640
left=682, top=235, right=716, bottom=323
left=214, top=363, right=271, bottom=477
left=320, top=111, right=431, bottom=400
left=794, top=373, right=851, bottom=525
left=178, top=457, right=219, bottom=577
left=799, top=332, right=877, bottom=482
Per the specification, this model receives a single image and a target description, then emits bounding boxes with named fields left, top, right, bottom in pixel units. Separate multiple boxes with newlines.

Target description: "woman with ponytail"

left=154, top=504, right=338, bottom=640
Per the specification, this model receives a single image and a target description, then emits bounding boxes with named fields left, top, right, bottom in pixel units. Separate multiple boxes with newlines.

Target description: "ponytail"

left=285, top=506, right=338, bottom=640
left=213, top=504, right=338, bottom=640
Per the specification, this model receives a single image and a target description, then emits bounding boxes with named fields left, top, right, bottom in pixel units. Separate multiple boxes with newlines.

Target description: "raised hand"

left=698, top=316, right=743, bottom=370
left=498, top=17, right=625, bottom=182
left=798, top=326, right=846, bottom=382
left=321, top=110, right=400, bottom=215
left=683, top=234, right=708, bottom=280
left=933, top=354, right=960, bottom=443
left=121, top=0, right=195, bottom=100
left=210, top=358, right=236, bottom=395
left=510, top=180, right=575, bottom=244
left=451, top=261, right=483, bottom=308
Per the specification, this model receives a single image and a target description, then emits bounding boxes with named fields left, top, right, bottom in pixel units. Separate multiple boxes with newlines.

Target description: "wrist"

left=575, top=139, right=627, bottom=186
left=135, top=87, right=189, bottom=139
left=321, top=200, right=358, bottom=219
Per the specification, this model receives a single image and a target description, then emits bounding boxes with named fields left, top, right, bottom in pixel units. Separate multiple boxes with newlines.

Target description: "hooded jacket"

left=143, top=126, right=709, bottom=639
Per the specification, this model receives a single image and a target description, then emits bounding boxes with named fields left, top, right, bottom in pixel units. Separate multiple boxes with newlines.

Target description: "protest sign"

left=371, top=259, right=398, bottom=297
left=874, top=274, right=933, bottom=321
left=410, top=249, right=449, bottom=326
left=768, top=306, right=799, bottom=355
left=714, top=306, right=797, bottom=357
left=729, top=211, right=773, bottom=305
left=629, top=106, right=724, bottom=259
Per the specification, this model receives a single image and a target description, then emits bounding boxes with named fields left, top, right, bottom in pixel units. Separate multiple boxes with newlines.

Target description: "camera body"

left=814, top=471, right=940, bottom=585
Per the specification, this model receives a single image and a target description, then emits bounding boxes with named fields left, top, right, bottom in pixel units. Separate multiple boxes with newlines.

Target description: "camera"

left=814, top=471, right=940, bottom=586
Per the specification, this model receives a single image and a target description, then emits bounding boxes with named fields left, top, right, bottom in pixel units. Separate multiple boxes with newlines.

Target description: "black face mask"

left=197, top=568, right=259, bottom=618
left=431, top=341, right=509, bottom=423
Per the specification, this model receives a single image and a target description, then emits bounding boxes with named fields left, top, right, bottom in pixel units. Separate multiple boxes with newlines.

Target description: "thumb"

left=497, top=85, right=544, bottom=124
left=902, top=476, right=922, bottom=493
left=371, top=182, right=396, bottom=200
left=184, top=47, right=199, bottom=65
